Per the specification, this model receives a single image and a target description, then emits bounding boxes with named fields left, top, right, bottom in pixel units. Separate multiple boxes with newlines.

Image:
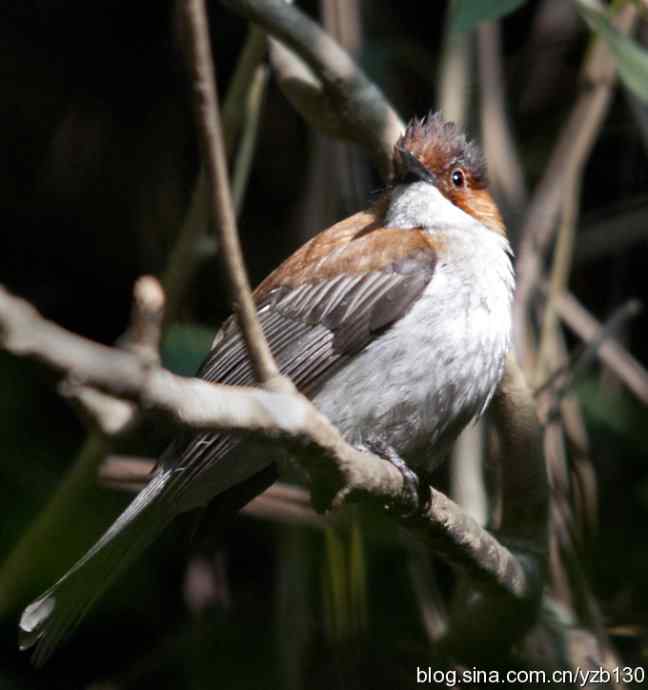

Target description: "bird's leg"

left=363, top=439, right=422, bottom=517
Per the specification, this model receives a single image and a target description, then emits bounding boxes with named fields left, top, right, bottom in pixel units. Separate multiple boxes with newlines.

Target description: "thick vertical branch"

left=491, top=355, right=549, bottom=551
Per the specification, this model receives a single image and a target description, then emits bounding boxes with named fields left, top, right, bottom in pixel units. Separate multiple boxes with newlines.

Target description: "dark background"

left=1, top=1, right=647, bottom=688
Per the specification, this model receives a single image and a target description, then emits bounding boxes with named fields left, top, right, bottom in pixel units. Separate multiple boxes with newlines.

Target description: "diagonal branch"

left=221, top=0, right=404, bottom=178
left=555, top=291, right=648, bottom=405
left=0, top=277, right=164, bottom=615
left=0, top=283, right=532, bottom=604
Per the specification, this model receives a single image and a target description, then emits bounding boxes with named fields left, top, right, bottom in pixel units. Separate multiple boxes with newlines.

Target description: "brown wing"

left=161, top=210, right=441, bottom=490
left=196, top=210, right=441, bottom=388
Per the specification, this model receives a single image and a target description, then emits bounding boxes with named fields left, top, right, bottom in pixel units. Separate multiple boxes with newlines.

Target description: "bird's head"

left=392, top=113, right=505, bottom=235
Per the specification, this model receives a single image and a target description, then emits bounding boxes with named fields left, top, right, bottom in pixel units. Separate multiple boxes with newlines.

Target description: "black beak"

left=394, top=147, right=437, bottom=186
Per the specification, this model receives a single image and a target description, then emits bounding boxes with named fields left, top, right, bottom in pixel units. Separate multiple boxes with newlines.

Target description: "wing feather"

left=162, top=221, right=440, bottom=501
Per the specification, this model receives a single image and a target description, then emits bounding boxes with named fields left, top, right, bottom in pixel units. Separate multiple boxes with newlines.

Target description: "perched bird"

left=20, top=113, right=514, bottom=663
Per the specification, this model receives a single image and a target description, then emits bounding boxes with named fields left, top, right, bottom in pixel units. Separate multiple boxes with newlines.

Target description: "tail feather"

left=19, top=470, right=173, bottom=665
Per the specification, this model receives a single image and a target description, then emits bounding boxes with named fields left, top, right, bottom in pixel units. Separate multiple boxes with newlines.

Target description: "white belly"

left=312, top=246, right=512, bottom=473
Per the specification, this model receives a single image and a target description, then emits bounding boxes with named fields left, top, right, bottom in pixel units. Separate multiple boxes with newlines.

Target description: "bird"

left=19, top=112, right=514, bottom=664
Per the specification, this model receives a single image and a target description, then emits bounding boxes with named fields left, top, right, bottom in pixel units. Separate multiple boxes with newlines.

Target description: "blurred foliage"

left=451, top=0, right=528, bottom=33
left=0, top=0, right=648, bottom=688
left=161, top=324, right=217, bottom=377
left=577, top=0, right=648, bottom=101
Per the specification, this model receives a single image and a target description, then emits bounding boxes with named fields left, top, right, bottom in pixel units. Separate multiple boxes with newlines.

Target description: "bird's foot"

left=363, top=440, right=421, bottom=518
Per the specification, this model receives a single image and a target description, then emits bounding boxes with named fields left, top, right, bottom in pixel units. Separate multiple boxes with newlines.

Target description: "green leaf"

left=161, top=323, right=216, bottom=376
left=575, top=0, right=648, bottom=102
left=451, top=0, right=528, bottom=33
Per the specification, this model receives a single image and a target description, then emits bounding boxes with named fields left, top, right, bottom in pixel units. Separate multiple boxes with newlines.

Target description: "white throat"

left=385, top=181, right=474, bottom=230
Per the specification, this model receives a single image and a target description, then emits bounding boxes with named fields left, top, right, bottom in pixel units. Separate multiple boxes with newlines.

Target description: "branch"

left=222, top=28, right=268, bottom=157
left=536, top=298, right=643, bottom=407
left=162, top=27, right=269, bottom=325
left=534, top=174, right=581, bottom=385
left=477, top=22, right=527, bottom=218
left=513, top=4, right=638, bottom=367
left=0, top=284, right=530, bottom=603
left=181, top=0, right=282, bottom=386
left=221, top=0, right=404, bottom=178
left=269, top=39, right=350, bottom=139
left=99, top=456, right=326, bottom=528
left=231, top=63, right=268, bottom=215
left=433, top=355, right=548, bottom=659
left=0, top=275, right=168, bottom=614
left=555, top=291, right=648, bottom=405
left=438, top=6, right=472, bottom=129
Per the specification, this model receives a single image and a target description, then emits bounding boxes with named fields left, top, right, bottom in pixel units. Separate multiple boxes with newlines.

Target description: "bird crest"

left=394, top=113, right=487, bottom=189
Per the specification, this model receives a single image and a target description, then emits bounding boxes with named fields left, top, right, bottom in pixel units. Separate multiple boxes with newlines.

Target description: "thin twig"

left=477, top=21, right=527, bottom=219
left=555, top=291, right=648, bottom=405
left=61, top=276, right=165, bottom=436
left=163, top=28, right=269, bottom=325
left=439, top=5, right=489, bottom=535
left=536, top=298, right=643, bottom=404
left=232, top=64, right=269, bottom=215
left=181, top=0, right=282, bottom=386
left=222, top=28, right=268, bottom=157
left=122, top=276, right=166, bottom=361
left=438, top=0, right=472, bottom=128
left=535, top=175, right=581, bottom=385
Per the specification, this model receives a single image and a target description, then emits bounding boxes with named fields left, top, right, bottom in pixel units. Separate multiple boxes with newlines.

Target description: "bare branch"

left=162, top=28, right=268, bottom=325
left=432, top=355, right=548, bottom=658
left=222, top=28, right=268, bottom=157
left=535, top=175, right=581, bottom=385
left=221, top=0, right=404, bottom=178
left=50, top=276, right=165, bottom=437
left=269, top=40, right=349, bottom=139
left=181, top=0, right=282, bottom=386
left=536, top=298, right=643, bottom=406
left=121, top=276, right=165, bottom=361
left=59, top=386, right=136, bottom=438
left=450, top=423, right=488, bottom=525
left=98, top=455, right=156, bottom=492
left=513, top=4, right=638, bottom=367
left=555, top=290, right=648, bottom=405
left=411, top=488, right=534, bottom=601
left=438, top=8, right=472, bottom=128
left=231, top=63, right=269, bottom=215
left=99, top=455, right=326, bottom=528
left=0, top=283, right=533, bottom=602
left=490, top=356, right=549, bottom=550
left=477, top=22, right=527, bottom=217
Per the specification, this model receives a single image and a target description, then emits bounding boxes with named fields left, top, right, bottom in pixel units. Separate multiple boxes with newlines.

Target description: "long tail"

left=19, top=470, right=174, bottom=666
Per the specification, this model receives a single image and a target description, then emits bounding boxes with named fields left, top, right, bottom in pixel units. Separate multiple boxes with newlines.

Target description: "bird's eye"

left=451, top=169, right=465, bottom=188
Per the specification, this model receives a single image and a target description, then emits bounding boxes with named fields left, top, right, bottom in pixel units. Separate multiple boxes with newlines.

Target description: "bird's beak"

left=394, top=147, right=437, bottom=186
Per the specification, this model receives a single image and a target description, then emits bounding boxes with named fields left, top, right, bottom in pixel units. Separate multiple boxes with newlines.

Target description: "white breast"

left=313, top=184, right=514, bottom=472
